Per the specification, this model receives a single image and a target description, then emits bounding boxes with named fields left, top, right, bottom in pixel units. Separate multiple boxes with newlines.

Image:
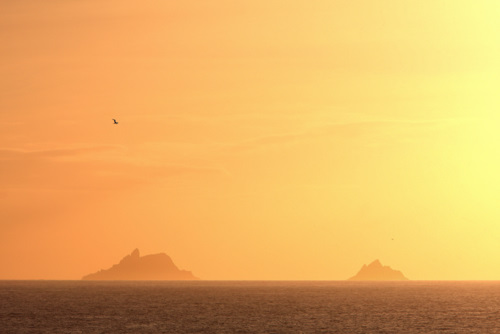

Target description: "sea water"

left=1, top=281, right=499, bottom=333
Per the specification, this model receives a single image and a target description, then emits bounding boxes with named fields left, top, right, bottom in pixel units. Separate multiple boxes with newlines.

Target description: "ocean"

left=1, top=281, right=499, bottom=333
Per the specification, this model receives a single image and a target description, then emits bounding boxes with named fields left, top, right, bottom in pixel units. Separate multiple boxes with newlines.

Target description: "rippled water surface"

left=1, top=281, right=499, bottom=333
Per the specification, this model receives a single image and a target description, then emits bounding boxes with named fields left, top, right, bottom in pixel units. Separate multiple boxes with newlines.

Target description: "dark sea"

left=1, top=281, right=499, bottom=333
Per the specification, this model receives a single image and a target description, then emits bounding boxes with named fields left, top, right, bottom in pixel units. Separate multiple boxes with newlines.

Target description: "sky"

left=1, top=0, right=499, bottom=280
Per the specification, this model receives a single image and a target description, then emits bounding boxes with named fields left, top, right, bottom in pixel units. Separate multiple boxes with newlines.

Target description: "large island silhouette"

left=348, top=259, right=408, bottom=281
left=82, top=249, right=198, bottom=280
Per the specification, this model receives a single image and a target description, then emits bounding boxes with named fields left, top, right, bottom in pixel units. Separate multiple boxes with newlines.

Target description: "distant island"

left=348, top=259, right=408, bottom=281
left=82, top=249, right=198, bottom=280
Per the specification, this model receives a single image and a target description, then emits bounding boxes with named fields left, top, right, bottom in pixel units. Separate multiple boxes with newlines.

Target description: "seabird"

left=113, top=119, right=119, bottom=124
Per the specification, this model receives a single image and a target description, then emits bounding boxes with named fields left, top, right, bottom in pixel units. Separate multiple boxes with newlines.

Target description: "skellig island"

left=82, top=249, right=198, bottom=280
left=348, top=259, right=408, bottom=281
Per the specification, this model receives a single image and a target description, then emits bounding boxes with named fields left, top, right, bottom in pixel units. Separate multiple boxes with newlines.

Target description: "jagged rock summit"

left=82, top=249, right=198, bottom=280
left=348, top=259, right=408, bottom=281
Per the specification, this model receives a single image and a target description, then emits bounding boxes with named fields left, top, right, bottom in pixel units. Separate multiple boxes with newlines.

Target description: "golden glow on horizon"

left=0, top=0, right=499, bottom=280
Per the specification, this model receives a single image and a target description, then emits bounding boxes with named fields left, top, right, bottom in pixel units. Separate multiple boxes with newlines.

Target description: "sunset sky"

left=1, top=1, right=499, bottom=280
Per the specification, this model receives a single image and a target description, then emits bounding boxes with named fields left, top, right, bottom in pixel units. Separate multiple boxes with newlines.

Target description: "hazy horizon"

left=1, top=1, right=499, bottom=280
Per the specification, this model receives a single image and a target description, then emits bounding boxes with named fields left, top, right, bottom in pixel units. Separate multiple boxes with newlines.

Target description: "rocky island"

left=348, top=259, right=408, bottom=281
left=82, top=249, right=198, bottom=280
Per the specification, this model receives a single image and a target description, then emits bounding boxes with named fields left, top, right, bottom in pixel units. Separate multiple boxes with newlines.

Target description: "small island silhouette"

left=348, top=259, right=408, bottom=281
left=82, top=249, right=198, bottom=280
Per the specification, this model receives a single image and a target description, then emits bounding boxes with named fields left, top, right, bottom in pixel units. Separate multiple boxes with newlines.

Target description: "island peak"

left=348, top=259, right=408, bottom=281
left=82, top=249, right=198, bottom=280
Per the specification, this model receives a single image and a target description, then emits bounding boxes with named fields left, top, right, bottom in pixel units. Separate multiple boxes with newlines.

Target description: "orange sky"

left=1, top=1, right=499, bottom=280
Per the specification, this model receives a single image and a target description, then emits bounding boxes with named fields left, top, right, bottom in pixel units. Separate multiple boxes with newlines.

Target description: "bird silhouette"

left=113, top=119, right=119, bottom=124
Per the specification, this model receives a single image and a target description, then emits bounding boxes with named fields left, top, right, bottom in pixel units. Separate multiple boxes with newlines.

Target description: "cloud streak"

left=228, top=118, right=464, bottom=151
left=0, top=145, right=122, bottom=160
left=0, top=144, right=228, bottom=192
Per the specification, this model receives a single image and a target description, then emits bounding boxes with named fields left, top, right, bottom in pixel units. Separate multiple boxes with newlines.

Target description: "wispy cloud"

left=0, top=144, right=228, bottom=192
left=0, top=145, right=122, bottom=160
left=228, top=118, right=464, bottom=151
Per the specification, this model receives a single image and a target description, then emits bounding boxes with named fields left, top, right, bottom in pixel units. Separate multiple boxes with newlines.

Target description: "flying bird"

left=113, top=119, right=119, bottom=124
